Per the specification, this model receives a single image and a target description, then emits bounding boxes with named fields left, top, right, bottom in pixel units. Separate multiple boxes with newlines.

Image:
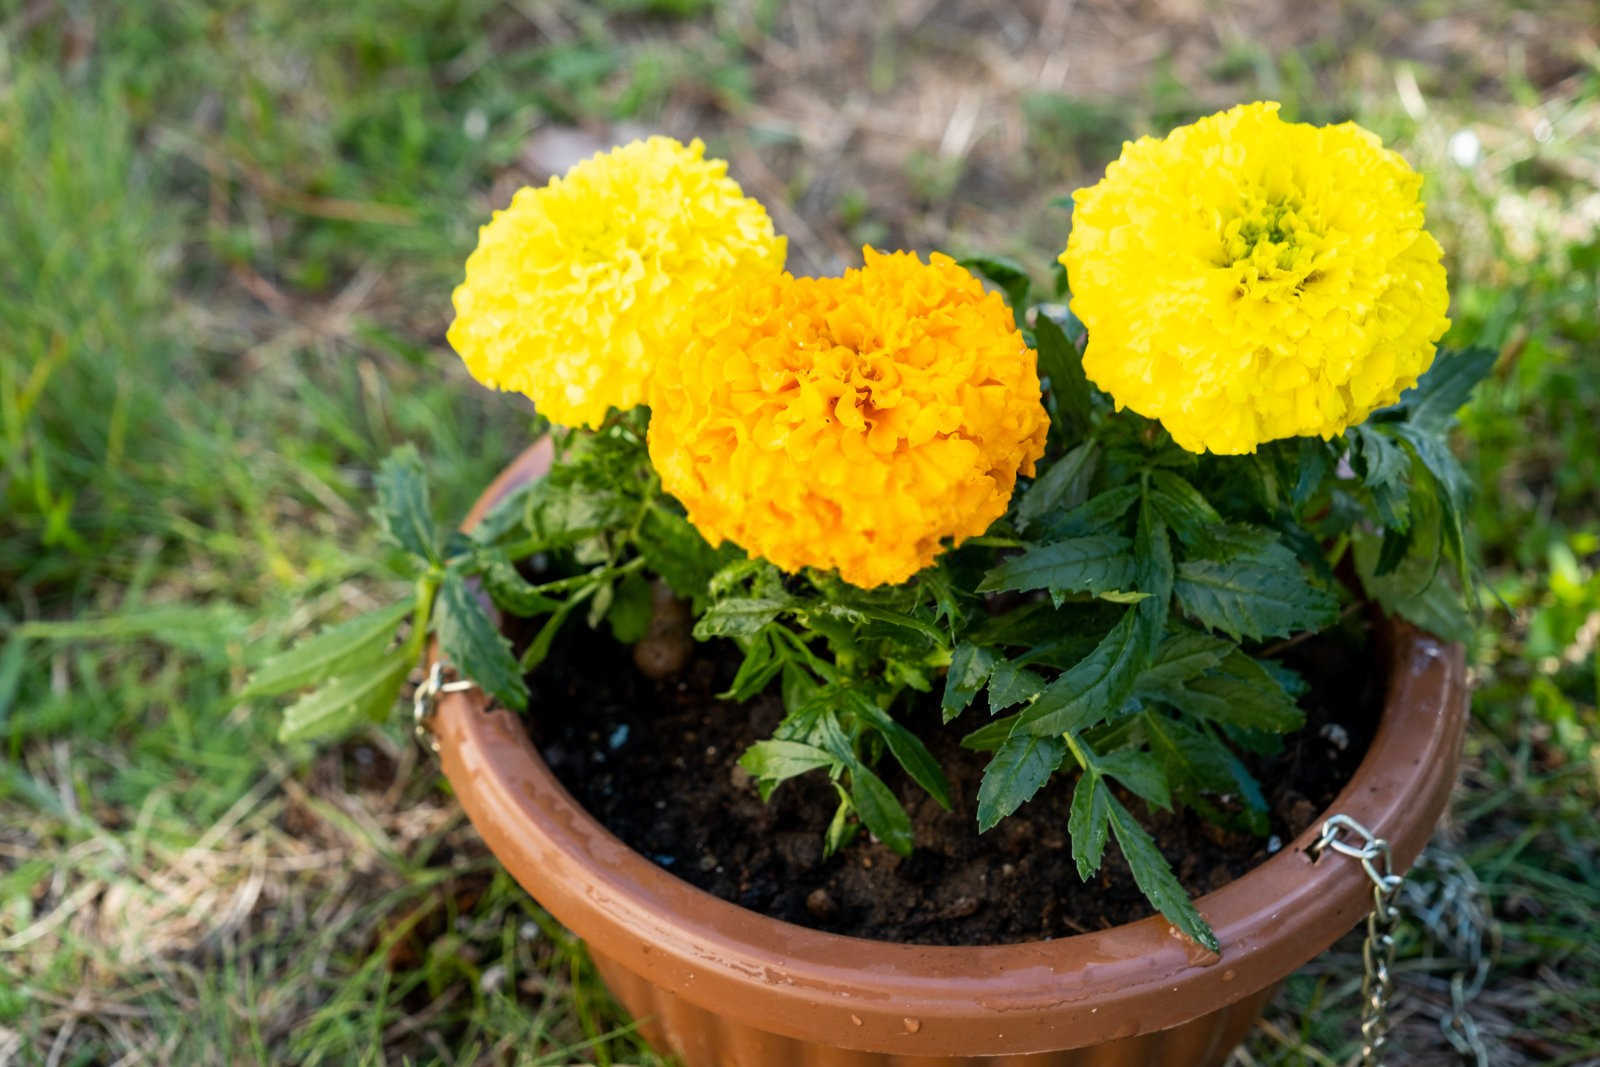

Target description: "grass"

left=2, top=2, right=1597, bottom=1064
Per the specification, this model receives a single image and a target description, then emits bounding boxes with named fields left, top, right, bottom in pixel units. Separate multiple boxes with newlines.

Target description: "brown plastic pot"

left=432, top=443, right=1470, bottom=1067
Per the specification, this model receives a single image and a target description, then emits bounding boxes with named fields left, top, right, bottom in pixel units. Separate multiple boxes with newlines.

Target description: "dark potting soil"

left=517, top=619, right=1381, bottom=947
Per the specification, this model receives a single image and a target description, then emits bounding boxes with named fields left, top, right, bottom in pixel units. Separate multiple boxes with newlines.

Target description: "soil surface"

left=519, top=620, right=1381, bottom=946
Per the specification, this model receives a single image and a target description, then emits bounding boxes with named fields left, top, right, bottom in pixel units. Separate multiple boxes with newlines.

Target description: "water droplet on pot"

left=903, top=1017, right=921, bottom=1033
left=1222, top=969, right=1237, bottom=982
left=850, top=1014, right=862, bottom=1026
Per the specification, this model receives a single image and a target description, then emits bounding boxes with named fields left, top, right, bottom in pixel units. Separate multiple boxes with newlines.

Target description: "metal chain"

left=1403, top=846, right=1492, bottom=1066
left=1311, top=814, right=1406, bottom=1067
left=411, top=660, right=477, bottom=753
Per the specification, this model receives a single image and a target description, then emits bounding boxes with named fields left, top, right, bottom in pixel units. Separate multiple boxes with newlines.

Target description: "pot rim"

left=432, top=441, right=1469, bottom=1055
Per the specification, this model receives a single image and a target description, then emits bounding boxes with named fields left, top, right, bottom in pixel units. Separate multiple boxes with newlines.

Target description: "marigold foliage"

left=648, top=249, right=1050, bottom=588
left=447, top=137, right=785, bottom=429
left=1062, top=101, right=1450, bottom=455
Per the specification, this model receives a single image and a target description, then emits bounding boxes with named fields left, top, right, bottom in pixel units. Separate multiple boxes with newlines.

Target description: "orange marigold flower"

left=647, top=249, right=1050, bottom=588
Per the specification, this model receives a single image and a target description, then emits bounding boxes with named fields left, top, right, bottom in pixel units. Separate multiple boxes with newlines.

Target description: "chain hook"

left=412, top=660, right=477, bottom=753
left=1311, top=813, right=1406, bottom=1067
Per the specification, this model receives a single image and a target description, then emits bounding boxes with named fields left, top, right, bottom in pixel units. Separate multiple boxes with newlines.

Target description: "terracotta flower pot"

left=432, top=443, right=1470, bottom=1067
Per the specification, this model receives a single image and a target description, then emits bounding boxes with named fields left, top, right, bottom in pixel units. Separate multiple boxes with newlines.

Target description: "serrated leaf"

left=1020, top=608, right=1148, bottom=737
left=244, top=600, right=412, bottom=698
left=469, top=479, right=537, bottom=545
left=976, top=733, right=1065, bottom=831
left=607, top=573, right=655, bottom=645
left=1017, top=441, right=1098, bottom=530
left=693, top=596, right=790, bottom=639
left=636, top=507, right=730, bottom=606
left=1144, top=711, right=1236, bottom=794
left=1134, top=493, right=1173, bottom=660
left=824, top=783, right=857, bottom=858
left=1107, top=793, right=1218, bottom=951
left=436, top=572, right=527, bottom=711
left=1353, top=527, right=1473, bottom=643
left=1042, top=485, right=1141, bottom=540
left=374, top=446, right=437, bottom=562
left=1034, top=313, right=1093, bottom=440
left=479, top=557, right=562, bottom=617
left=1096, top=747, right=1172, bottom=810
left=1155, top=669, right=1303, bottom=732
left=942, top=642, right=997, bottom=722
left=738, top=739, right=836, bottom=783
left=1174, top=537, right=1337, bottom=642
left=1068, top=772, right=1110, bottom=878
left=1351, top=426, right=1412, bottom=530
left=722, top=630, right=780, bottom=701
left=1290, top=438, right=1333, bottom=508
left=957, top=255, right=1031, bottom=322
left=959, top=711, right=1022, bottom=752
left=1398, top=347, right=1497, bottom=430
left=841, top=692, right=952, bottom=810
left=979, top=534, right=1135, bottom=602
left=1148, top=471, right=1225, bottom=552
left=278, top=654, right=409, bottom=744
left=987, top=659, right=1047, bottom=712
left=1134, top=632, right=1235, bottom=696
left=850, top=764, right=914, bottom=856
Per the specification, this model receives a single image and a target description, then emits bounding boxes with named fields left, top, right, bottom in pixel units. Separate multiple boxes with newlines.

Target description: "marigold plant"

left=1062, top=101, right=1450, bottom=455
left=647, top=249, right=1049, bottom=588
left=447, top=136, right=785, bottom=429
left=256, top=105, right=1490, bottom=953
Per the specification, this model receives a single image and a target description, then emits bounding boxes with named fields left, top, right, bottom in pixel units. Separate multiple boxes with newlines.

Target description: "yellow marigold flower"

left=447, top=137, right=785, bottom=429
left=1062, top=101, right=1450, bottom=455
left=647, top=249, right=1050, bottom=588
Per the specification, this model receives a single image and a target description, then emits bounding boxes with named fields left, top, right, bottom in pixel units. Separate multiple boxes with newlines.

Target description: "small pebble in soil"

left=806, top=888, right=837, bottom=919
left=1320, top=722, right=1350, bottom=750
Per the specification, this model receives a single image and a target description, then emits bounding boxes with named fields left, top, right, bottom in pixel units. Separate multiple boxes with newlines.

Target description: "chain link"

left=412, top=660, right=477, bottom=753
left=1311, top=814, right=1406, bottom=1067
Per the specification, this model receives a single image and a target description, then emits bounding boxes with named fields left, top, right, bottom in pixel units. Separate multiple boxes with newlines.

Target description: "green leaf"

left=636, top=506, right=729, bottom=605
left=957, top=255, right=1031, bottom=321
left=976, top=733, right=1066, bottom=831
left=435, top=572, right=528, bottom=711
left=1174, top=537, right=1337, bottom=642
left=987, top=658, right=1047, bottom=712
left=959, top=712, right=1022, bottom=752
left=1107, top=793, right=1218, bottom=951
left=469, top=479, right=537, bottom=545
left=374, top=446, right=437, bottom=562
left=1290, top=438, right=1333, bottom=508
left=1019, top=608, right=1147, bottom=737
left=1144, top=711, right=1236, bottom=795
left=979, top=534, right=1135, bottom=602
left=278, top=653, right=410, bottom=744
left=1151, top=666, right=1303, bottom=732
left=1097, top=748, right=1171, bottom=810
left=841, top=692, right=952, bottom=810
left=1353, top=528, right=1472, bottom=643
left=1042, top=485, right=1140, bottom=540
left=1134, top=631, right=1235, bottom=696
left=693, top=596, right=790, bottom=639
left=1134, top=492, right=1173, bottom=660
left=519, top=586, right=592, bottom=673
left=942, top=642, right=997, bottom=722
left=606, top=573, right=655, bottom=645
left=1068, top=772, right=1110, bottom=878
left=824, top=783, right=858, bottom=857
left=479, top=557, right=562, bottom=617
left=1034, top=313, right=1093, bottom=440
left=1351, top=426, right=1412, bottom=530
left=1397, top=347, right=1497, bottom=431
left=738, top=739, right=836, bottom=783
left=1017, top=441, right=1098, bottom=530
left=850, top=764, right=914, bottom=856
left=244, top=600, right=411, bottom=698
left=1148, top=471, right=1225, bottom=552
